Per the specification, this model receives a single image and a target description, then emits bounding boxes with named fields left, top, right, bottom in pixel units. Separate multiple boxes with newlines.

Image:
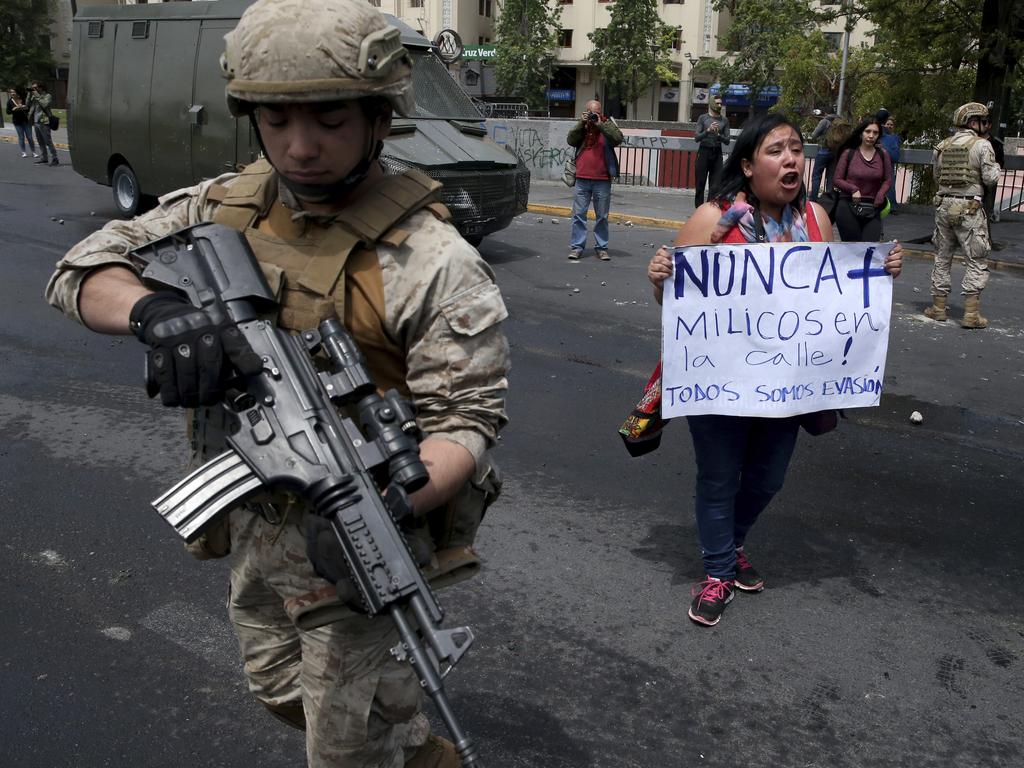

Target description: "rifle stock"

left=131, top=223, right=485, bottom=766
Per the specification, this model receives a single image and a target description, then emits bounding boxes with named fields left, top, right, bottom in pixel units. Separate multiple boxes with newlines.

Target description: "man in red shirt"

left=566, top=99, right=623, bottom=261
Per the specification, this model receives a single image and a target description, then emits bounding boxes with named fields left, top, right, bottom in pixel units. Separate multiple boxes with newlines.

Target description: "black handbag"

left=850, top=199, right=876, bottom=219
left=48, top=115, right=59, bottom=131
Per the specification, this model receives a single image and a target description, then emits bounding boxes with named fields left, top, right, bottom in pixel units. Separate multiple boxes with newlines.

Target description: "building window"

left=824, top=32, right=842, bottom=51
left=671, top=28, right=683, bottom=50
left=410, top=0, right=423, bottom=7
left=560, top=0, right=573, bottom=4
left=479, top=0, right=492, bottom=16
left=665, top=0, right=684, bottom=4
left=368, top=0, right=381, bottom=6
left=558, top=29, right=573, bottom=47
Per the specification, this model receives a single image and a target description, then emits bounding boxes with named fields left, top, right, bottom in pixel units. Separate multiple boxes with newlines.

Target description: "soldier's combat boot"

left=961, top=294, right=988, bottom=329
left=923, top=295, right=948, bottom=322
left=406, top=734, right=460, bottom=768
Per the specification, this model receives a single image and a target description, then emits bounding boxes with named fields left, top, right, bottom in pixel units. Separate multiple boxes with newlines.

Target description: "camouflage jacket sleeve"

left=377, top=211, right=510, bottom=468
left=972, top=139, right=1001, bottom=189
left=44, top=175, right=239, bottom=324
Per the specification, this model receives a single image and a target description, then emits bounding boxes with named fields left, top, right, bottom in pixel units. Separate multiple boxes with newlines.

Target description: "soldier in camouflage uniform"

left=44, top=1, right=510, bottom=766
left=925, top=102, right=1001, bottom=329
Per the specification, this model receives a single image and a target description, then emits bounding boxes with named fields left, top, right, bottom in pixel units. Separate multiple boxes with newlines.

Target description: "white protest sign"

left=661, top=241, right=894, bottom=418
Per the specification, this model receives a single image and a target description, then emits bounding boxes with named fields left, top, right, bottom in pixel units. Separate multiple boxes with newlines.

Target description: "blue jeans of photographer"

left=570, top=178, right=611, bottom=252
left=686, top=414, right=801, bottom=579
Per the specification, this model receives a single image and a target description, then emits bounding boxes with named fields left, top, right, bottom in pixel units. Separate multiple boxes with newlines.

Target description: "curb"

left=1, top=134, right=69, bottom=150
left=526, top=203, right=1024, bottom=274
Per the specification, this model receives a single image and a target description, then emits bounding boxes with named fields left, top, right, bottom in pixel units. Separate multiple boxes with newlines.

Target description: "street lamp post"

left=650, top=44, right=660, bottom=121
left=835, top=0, right=854, bottom=117
left=683, top=53, right=698, bottom=123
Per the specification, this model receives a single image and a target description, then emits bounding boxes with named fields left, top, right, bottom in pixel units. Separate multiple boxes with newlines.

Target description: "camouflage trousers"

left=227, top=506, right=427, bottom=767
left=931, top=197, right=991, bottom=296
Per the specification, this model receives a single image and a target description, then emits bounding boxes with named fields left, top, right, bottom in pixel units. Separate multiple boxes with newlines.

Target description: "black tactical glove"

left=305, top=485, right=425, bottom=586
left=305, top=513, right=353, bottom=586
left=129, top=291, right=263, bottom=407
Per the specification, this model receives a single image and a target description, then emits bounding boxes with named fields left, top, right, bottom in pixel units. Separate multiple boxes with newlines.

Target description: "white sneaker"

left=32, top=152, right=40, bottom=158
left=21, top=152, right=27, bottom=158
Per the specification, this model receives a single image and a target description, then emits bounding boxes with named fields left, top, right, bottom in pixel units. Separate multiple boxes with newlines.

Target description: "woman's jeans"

left=570, top=178, right=611, bottom=252
left=686, top=414, right=801, bottom=580
left=835, top=199, right=882, bottom=242
left=15, top=123, right=35, bottom=153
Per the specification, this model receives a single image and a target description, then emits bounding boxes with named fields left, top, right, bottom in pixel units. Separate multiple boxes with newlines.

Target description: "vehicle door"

left=150, top=18, right=198, bottom=191
left=191, top=22, right=238, bottom=181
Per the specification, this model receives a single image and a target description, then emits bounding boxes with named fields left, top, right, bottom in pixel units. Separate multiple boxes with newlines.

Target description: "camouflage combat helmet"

left=221, top=0, right=415, bottom=117
left=952, top=102, right=988, bottom=128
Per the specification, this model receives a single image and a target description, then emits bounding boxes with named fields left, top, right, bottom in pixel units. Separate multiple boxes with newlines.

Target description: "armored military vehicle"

left=69, top=0, right=528, bottom=244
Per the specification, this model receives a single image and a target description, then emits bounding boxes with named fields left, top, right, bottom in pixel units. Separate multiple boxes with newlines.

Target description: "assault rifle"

left=130, top=223, right=484, bottom=766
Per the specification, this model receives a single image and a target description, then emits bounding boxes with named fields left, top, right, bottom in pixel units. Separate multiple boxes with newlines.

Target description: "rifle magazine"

left=153, top=449, right=263, bottom=542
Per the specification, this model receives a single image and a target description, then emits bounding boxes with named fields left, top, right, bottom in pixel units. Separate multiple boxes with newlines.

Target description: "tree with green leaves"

left=587, top=0, right=679, bottom=119
left=709, top=0, right=819, bottom=116
left=493, top=0, right=561, bottom=112
left=0, top=0, right=54, bottom=99
left=775, top=29, right=884, bottom=127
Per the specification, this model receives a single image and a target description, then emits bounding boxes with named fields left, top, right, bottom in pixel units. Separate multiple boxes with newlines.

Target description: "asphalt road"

left=2, top=147, right=1023, bottom=768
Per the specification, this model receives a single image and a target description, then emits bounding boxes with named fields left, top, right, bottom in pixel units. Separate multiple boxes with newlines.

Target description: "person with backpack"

left=28, top=81, right=59, bottom=166
left=832, top=118, right=892, bottom=242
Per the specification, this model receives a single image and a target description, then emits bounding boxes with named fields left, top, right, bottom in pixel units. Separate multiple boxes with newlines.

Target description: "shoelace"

left=693, top=578, right=732, bottom=605
left=736, top=550, right=753, bottom=571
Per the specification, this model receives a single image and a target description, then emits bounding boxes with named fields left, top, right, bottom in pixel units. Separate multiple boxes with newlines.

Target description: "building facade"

left=41, top=0, right=874, bottom=120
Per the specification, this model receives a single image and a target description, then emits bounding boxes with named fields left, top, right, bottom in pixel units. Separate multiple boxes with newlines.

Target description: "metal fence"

left=611, top=138, right=1024, bottom=214
left=474, top=101, right=529, bottom=120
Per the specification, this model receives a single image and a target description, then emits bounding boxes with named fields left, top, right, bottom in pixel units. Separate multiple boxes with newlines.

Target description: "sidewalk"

left=528, top=178, right=1024, bottom=272
left=0, top=123, right=69, bottom=150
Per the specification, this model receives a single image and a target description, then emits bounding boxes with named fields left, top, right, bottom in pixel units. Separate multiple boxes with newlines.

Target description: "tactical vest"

left=937, top=135, right=981, bottom=189
left=206, top=159, right=450, bottom=395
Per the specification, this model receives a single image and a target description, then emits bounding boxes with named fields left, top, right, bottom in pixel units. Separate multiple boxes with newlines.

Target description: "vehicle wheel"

left=111, top=164, right=143, bottom=217
left=464, top=235, right=484, bottom=247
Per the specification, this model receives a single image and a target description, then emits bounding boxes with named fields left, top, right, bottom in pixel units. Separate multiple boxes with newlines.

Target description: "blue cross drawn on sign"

left=846, top=246, right=888, bottom=308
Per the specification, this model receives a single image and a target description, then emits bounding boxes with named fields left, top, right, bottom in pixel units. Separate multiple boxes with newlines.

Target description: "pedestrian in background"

left=923, top=102, right=1001, bottom=329
left=28, top=81, right=59, bottom=166
left=646, top=112, right=905, bottom=627
left=808, top=108, right=834, bottom=202
left=6, top=86, right=38, bottom=158
left=693, top=95, right=731, bottom=206
left=567, top=98, right=623, bottom=262
left=877, top=110, right=901, bottom=213
left=832, top=118, right=892, bottom=242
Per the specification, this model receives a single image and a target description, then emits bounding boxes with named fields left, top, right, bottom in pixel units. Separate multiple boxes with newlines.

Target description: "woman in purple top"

left=832, top=118, right=892, bottom=242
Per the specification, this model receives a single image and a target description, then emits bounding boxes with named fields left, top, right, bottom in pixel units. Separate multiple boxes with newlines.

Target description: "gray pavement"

left=2, top=135, right=1023, bottom=768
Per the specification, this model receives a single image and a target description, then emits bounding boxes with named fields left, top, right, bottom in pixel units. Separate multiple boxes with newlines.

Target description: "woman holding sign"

left=647, top=113, right=903, bottom=627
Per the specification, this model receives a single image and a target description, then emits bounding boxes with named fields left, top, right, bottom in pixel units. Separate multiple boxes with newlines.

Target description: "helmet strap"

left=251, top=114, right=383, bottom=205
